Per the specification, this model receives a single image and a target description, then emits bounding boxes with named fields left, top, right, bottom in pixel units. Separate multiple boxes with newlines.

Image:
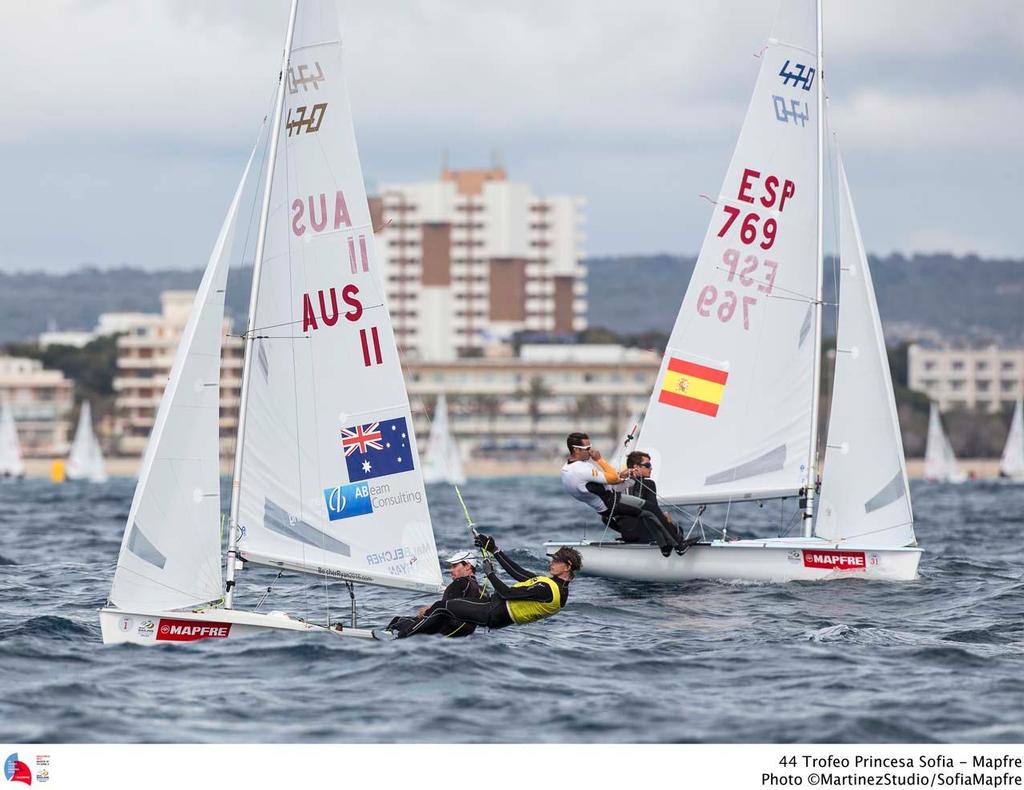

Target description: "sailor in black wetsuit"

left=437, top=534, right=581, bottom=631
left=386, top=551, right=487, bottom=639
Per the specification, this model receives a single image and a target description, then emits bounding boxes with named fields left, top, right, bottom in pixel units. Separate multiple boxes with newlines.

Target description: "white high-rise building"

left=371, top=166, right=587, bottom=360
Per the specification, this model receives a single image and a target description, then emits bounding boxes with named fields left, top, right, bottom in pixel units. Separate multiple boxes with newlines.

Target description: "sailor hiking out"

left=384, top=551, right=487, bottom=639
left=430, top=533, right=581, bottom=631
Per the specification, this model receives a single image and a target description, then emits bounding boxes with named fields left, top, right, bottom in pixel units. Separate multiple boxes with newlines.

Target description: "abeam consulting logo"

left=323, top=481, right=374, bottom=522
left=4, top=754, right=31, bottom=786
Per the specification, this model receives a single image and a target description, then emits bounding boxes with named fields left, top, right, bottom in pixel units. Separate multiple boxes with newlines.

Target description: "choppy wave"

left=0, top=475, right=1023, bottom=742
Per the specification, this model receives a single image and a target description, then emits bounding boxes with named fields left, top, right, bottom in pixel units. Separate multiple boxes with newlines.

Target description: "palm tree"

left=518, top=375, right=552, bottom=433
left=471, top=393, right=503, bottom=435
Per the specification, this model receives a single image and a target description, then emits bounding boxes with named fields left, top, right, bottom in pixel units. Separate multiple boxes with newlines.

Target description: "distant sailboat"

left=999, top=397, right=1024, bottom=481
left=0, top=399, right=25, bottom=479
left=546, top=0, right=922, bottom=582
left=423, top=393, right=466, bottom=485
left=66, top=401, right=108, bottom=483
left=100, top=0, right=443, bottom=645
left=924, top=403, right=966, bottom=483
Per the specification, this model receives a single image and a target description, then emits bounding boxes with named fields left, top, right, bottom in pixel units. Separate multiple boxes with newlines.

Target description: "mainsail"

left=423, top=394, right=466, bottom=485
left=999, top=397, right=1024, bottom=480
left=107, top=149, right=256, bottom=612
left=924, top=403, right=964, bottom=482
left=66, top=401, right=108, bottom=483
left=0, top=399, right=24, bottom=477
left=638, top=0, right=821, bottom=504
left=815, top=156, right=915, bottom=547
left=234, top=0, right=442, bottom=593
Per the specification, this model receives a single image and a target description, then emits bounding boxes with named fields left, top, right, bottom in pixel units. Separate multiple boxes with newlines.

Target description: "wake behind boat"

left=101, top=0, right=445, bottom=645
left=545, top=0, right=922, bottom=583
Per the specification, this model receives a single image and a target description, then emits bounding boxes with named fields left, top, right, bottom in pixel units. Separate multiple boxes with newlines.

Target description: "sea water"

left=0, top=476, right=1021, bottom=743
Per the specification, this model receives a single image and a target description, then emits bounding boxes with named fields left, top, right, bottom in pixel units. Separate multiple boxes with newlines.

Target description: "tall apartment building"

left=0, top=356, right=74, bottom=456
left=113, top=291, right=243, bottom=456
left=371, top=166, right=587, bottom=360
left=406, top=344, right=659, bottom=459
left=907, top=343, right=1024, bottom=413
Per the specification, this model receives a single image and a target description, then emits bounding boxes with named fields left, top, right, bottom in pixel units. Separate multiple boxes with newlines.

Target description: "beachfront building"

left=38, top=311, right=162, bottom=350
left=113, top=291, right=243, bottom=457
left=370, top=166, right=587, bottom=360
left=406, top=344, right=659, bottom=460
left=908, top=343, right=1024, bottom=413
left=0, top=356, right=74, bottom=456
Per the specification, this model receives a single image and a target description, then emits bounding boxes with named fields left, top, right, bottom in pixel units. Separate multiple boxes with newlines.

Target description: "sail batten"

left=637, top=0, right=820, bottom=505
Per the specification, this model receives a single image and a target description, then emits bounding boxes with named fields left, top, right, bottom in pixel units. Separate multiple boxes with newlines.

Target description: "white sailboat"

left=546, top=0, right=922, bottom=582
left=0, top=398, right=25, bottom=479
left=422, top=393, right=466, bottom=485
left=924, top=402, right=967, bottom=483
left=998, top=397, right=1024, bottom=481
left=100, top=0, right=443, bottom=645
left=66, top=401, right=108, bottom=483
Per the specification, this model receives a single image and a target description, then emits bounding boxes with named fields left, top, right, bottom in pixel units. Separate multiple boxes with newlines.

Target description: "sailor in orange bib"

left=438, top=534, right=582, bottom=631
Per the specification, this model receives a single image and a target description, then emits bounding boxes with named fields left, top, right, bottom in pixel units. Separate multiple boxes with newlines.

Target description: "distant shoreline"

left=16, top=457, right=1008, bottom=481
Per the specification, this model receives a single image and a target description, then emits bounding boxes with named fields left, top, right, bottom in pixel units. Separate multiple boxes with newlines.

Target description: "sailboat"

left=924, top=403, right=967, bottom=483
left=66, top=401, right=108, bottom=483
left=0, top=398, right=25, bottom=479
left=998, top=397, right=1024, bottom=481
left=422, top=393, right=466, bottom=485
left=545, top=0, right=922, bottom=582
left=100, top=0, right=443, bottom=645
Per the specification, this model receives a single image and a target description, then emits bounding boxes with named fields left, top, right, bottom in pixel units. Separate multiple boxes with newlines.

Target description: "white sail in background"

left=816, top=156, right=915, bottom=547
left=0, top=400, right=25, bottom=478
left=924, top=403, right=965, bottom=483
left=235, top=0, right=442, bottom=593
left=423, top=394, right=466, bottom=485
left=108, top=150, right=255, bottom=612
left=638, top=0, right=820, bottom=505
left=66, top=401, right=108, bottom=483
left=999, top=398, right=1024, bottom=480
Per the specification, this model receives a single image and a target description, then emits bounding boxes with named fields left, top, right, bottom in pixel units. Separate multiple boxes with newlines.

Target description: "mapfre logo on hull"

left=802, top=549, right=866, bottom=571
left=156, top=619, right=232, bottom=642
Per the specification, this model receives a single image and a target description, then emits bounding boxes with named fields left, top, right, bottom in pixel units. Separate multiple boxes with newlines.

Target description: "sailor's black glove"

left=474, top=532, right=498, bottom=553
left=482, top=559, right=495, bottom=576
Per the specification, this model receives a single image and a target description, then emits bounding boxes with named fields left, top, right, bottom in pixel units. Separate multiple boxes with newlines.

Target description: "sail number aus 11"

left=716, top=168, right=796, bottom=251
left=695, top=249, right=780, bottom=331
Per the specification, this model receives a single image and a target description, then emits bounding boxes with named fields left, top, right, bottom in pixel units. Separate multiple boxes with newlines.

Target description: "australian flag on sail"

left=342, top=417, right=415, bottom=482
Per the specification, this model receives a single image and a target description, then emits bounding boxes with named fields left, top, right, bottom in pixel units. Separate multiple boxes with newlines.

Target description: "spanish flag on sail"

left=658, top=356, right=729, bottom=417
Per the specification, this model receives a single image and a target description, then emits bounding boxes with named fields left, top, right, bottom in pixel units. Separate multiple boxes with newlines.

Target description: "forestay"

left=235, top=0, right=442, bottom=593
left=638, top=0, right=820, bottom=504
left=423, top=394, right=466, bottom=485
left=815, top=156, right=915, bottom=547
left=108, top=150, right=255, bottom=612
left=66, top=401, right=108, bottom=483
left=0, top=400, right=24, bottom=477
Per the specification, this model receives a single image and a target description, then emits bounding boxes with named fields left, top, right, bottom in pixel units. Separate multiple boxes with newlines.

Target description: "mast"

left=225, top=0, right=300, bottom=608
left=804, top=0, right=825, bottom=536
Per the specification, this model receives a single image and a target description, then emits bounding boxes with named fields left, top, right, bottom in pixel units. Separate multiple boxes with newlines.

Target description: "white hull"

left=543, top=537, right=922, bottom=583
left=99, top=606, right=382, bottom=646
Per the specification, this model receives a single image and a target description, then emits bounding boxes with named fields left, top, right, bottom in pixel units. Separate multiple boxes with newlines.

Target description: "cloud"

left=831, top=87, right=1024, bottom=151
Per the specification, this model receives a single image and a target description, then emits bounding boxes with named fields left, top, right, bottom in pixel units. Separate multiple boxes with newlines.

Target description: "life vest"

left=506, top=576, right=563, bottom=625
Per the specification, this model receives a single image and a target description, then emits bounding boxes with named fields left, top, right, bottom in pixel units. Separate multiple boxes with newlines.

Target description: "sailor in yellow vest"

left=435, top=533, right=581, bottom=631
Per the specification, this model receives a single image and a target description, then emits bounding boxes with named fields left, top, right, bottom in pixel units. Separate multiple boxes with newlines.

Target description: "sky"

left=1, top=0, right=1022, bottom=273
